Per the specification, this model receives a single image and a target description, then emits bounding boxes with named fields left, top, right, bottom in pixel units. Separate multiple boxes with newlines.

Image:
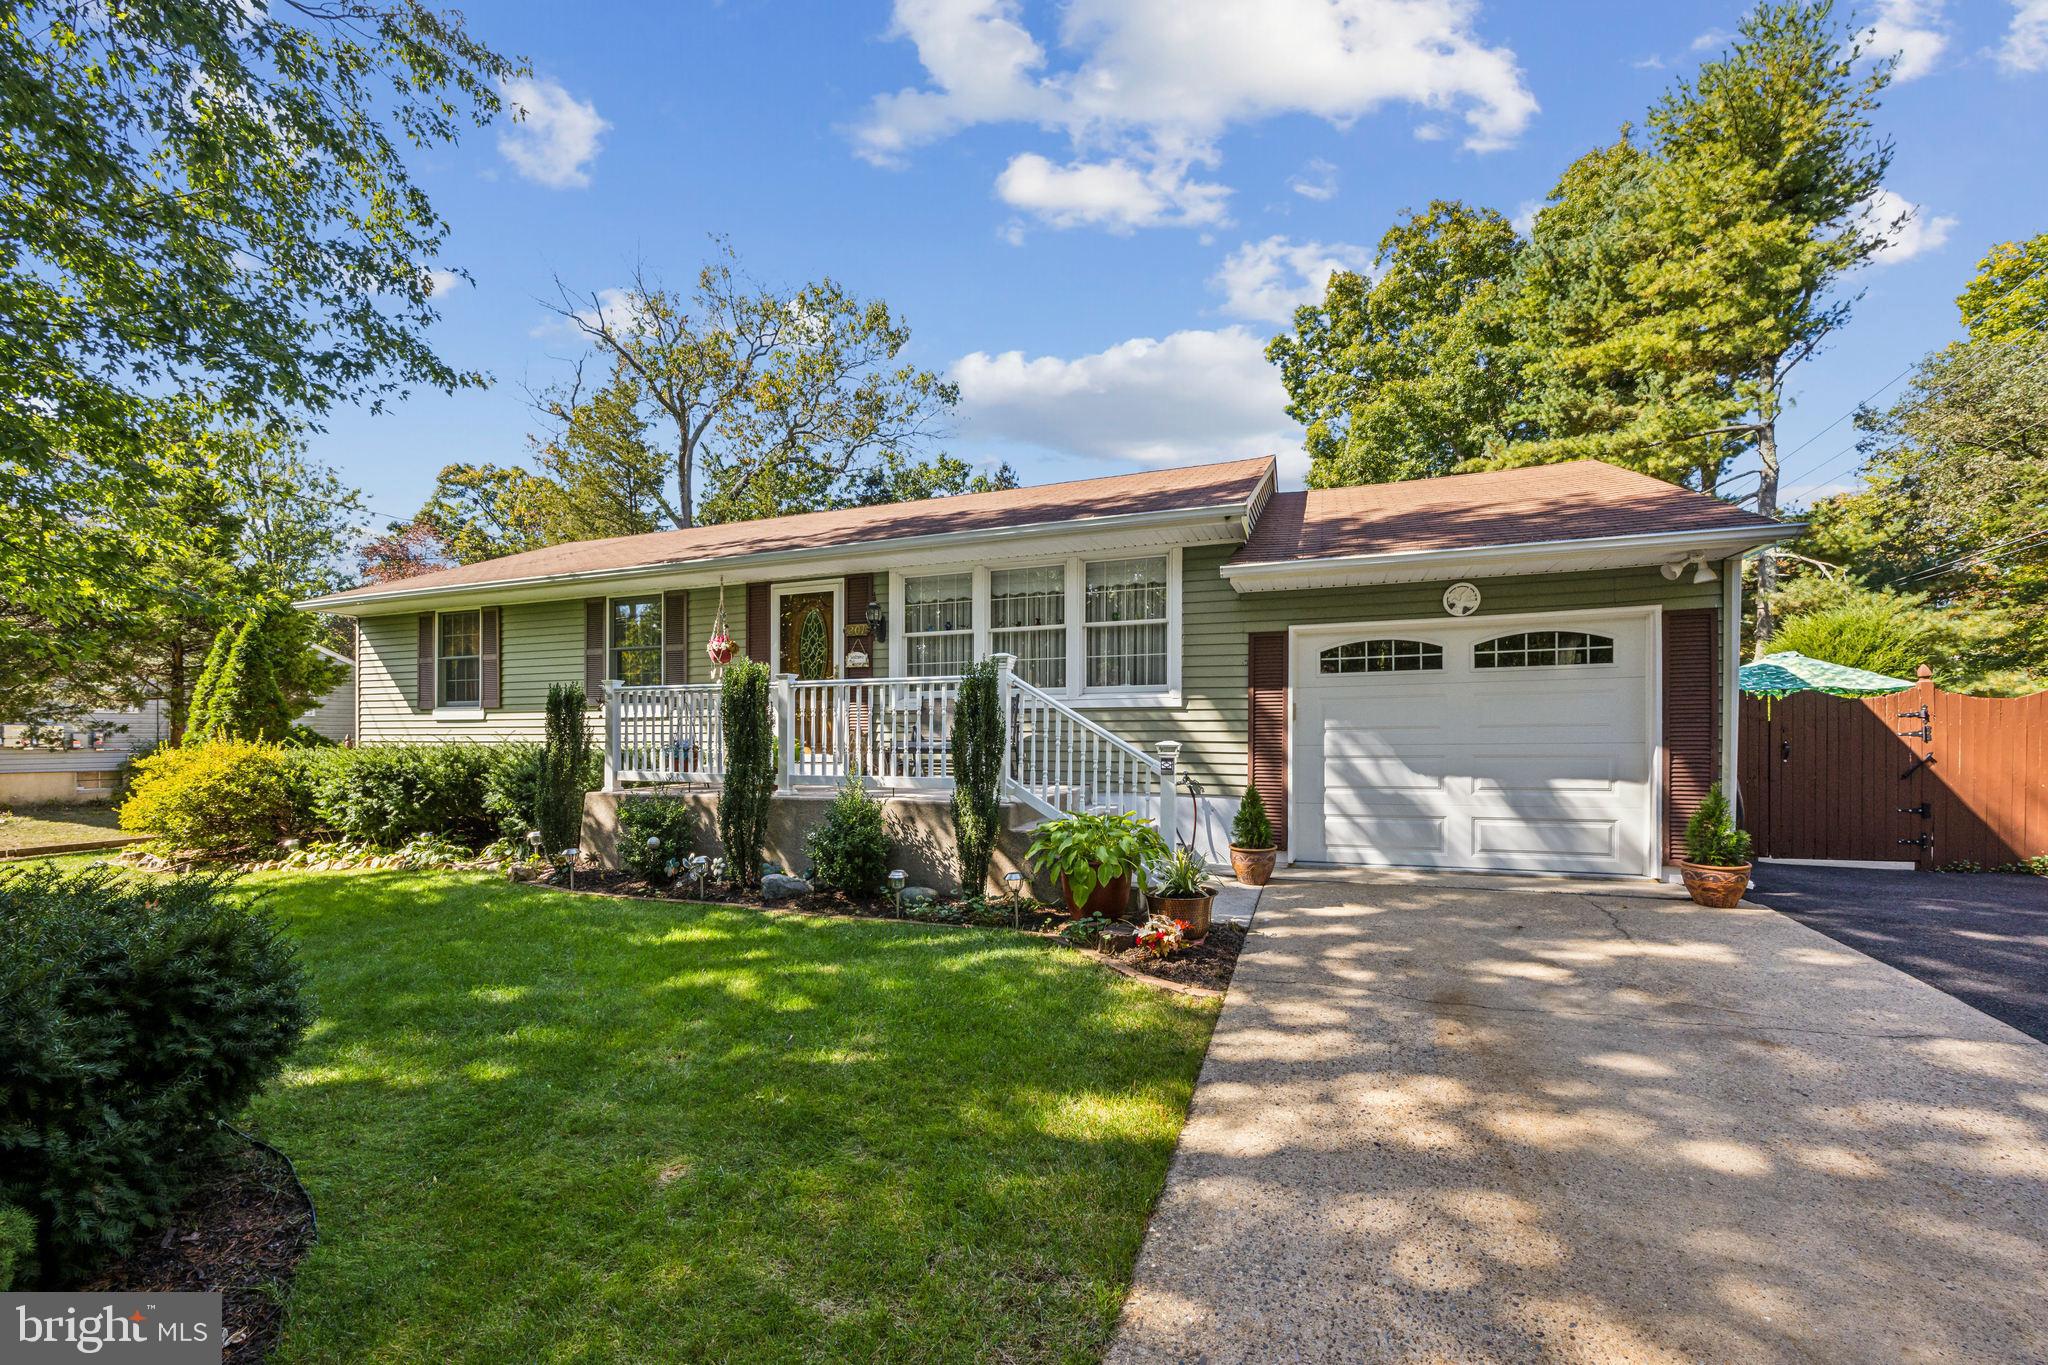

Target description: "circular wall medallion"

left=1442, top=582, right=1482, bottom=617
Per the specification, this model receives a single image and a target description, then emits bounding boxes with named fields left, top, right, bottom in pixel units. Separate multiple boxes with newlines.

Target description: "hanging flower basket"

left=706, top=582, right=736, bottom=667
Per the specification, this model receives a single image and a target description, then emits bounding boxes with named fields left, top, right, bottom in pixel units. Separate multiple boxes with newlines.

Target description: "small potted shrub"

left=1679, top=782, right=1753, bottom=908
left=1026, top=810, right=1167, bottom=920
left=1229, top=786, right=1277, bottom=886
left=1152, top=844, right=1215, bottom=939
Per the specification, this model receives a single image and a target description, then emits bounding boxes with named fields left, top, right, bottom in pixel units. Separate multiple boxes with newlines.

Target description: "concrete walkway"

left=1110, top=871, right=2048, bottom=1363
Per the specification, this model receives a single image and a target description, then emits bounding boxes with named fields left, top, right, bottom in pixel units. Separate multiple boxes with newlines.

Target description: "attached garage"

left=1290, top=610, right=1657, bottom=877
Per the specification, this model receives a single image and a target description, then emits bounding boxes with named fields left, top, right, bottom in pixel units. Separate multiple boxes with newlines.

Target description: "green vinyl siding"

left=1079, top=542, right=1720, bottom=795
left=351, top=549, right=1708, bottom=757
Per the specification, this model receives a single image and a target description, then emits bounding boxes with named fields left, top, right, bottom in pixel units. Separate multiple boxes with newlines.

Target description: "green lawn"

left=236, top=870, right=1218, bottom=1362
left=0, top=803, right=131, bottom=854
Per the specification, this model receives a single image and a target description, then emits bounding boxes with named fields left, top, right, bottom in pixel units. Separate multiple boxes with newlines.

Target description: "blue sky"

left=310, top=0, right=2048, bottom=529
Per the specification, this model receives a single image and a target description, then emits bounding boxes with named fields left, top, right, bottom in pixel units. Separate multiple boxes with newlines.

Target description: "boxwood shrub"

left=288, top=743, right=500, bottom=846
left=0, top=865, right=310, bottom=1283
left=619, top=796, right=698, bottom=880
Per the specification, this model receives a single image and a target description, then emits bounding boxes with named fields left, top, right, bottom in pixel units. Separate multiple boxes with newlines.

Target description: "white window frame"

left=887, top=546, right=1182, bottom=707
left=892, top=570, right=973, bottom=678
left=768, top=579, right=845, bottom=679
left=607, top=593, right=666, bottom=687
left=989, top=563, right=1069, bottom=690
left=436, top=608, right=483, bottom=711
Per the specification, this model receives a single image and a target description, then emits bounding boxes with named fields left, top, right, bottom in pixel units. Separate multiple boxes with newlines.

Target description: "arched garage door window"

left=1473, top=630, right=1615, bottom=669
left=1318, top=639, right=1443, bottom=674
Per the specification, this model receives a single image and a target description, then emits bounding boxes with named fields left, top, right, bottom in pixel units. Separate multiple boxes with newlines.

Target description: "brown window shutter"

left=1663, top=608, right=1720, bottom=863
left=843, top=573, right=873, bottom=679
left=584, top=598, right=607, bottom=703
left=662, top=590, right=690, bottom=684
left=1246, top=631, right=1289, bottom=852
left=745, top=582, right=771, bottom=664
left=416, top=613, right=436, bottom=712
left=479, top=607, right=502, bottom=711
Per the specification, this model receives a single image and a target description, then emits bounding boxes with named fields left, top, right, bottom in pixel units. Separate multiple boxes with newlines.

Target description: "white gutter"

left=1220, top=523, right=1801, bottom=589
left=299, top=501, right=1256, bottom=613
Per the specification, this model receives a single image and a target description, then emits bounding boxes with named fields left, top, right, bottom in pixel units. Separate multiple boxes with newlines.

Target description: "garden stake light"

left=1004, top=870, right=1025, bottom=927
left=888, top=868, right=907, bottom=912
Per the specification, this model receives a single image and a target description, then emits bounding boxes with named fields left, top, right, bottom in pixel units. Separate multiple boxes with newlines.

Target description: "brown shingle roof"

left=314, top=457, right=1275, bottom=606
left=1231, top=461, right=1787, bottom=566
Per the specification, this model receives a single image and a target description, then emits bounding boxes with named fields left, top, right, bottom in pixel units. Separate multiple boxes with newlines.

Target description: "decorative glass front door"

left=780, top=591, right=836, bottom=757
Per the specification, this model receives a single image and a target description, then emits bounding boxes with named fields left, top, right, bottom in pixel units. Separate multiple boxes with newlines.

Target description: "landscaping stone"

left=760, top=872, right=813, bottom=903
left=902, top=885, right=939, bottom=905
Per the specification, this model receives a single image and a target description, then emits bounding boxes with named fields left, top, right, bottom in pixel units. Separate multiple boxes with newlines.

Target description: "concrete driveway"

left=1110, top=871, right=2048, bottom=1364
left=1747, top=862, right=2048, bottom=1044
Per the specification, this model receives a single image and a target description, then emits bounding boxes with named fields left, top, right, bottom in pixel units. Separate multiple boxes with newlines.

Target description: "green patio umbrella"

left=1738, top=650, right=1916, bottom=700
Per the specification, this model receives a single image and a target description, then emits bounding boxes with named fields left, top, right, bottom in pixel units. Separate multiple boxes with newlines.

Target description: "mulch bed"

left=81, top=1134, right=316, bottom=1364
left=532, top=865, right=1248, bottom=993
left=1119, top=921, right=1246, bottom=992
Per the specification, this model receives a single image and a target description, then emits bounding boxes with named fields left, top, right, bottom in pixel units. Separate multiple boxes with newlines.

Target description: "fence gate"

left=1737, top=665, right=2048, bottom=868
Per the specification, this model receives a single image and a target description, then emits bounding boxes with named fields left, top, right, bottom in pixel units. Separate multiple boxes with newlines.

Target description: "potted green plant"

left=1026, top=810, right=1168, bottom=920
left=1152, top=844, right=1216, bottom=938
left=1229, top=786, right=1277, bottom=886
left=1679, top=782, right=1753, bottom=908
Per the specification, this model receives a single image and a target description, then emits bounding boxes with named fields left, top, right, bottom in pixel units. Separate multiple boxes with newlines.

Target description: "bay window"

left=1084, top=556, right=1168, bottom=689
left=903, top=573, right=973, bottom=676
left=991, top=565, right=1065, bottom=688
left=437, top=609, right=482, bottom=708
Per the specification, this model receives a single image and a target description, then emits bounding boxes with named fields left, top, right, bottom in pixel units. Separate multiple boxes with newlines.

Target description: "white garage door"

left=1292, top=612, right=1656, bottom=876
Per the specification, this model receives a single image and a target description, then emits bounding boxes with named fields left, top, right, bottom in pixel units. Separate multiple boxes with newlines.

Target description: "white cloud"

left=498, top=76, right=609, bottom=189
left=950, top=326, right=1304, bottom=474
left=1690, top=28, right=1733, bottom=52
left=854, top=0, right=1537, bottom=232
left=1212, top=236, right=1373, bottom=323
left=1510, top=198, right=1543, bottom=236
left=1860, top=0, right=1948, bottom=82
left=2001, top=0, right=2048, bottom=72
left=1631, top=54, right=1666, bottom=70
left=995, top=153, right=1230, bottom=231
left=1862, top=189, right=1957, bottom=265
left=426, top=269, right=467, bottom=297
left=1288, top=156, right=1339, bottom=201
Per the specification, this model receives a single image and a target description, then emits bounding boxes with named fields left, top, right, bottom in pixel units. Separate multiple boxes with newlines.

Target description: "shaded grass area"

left=240, top=871, right=1219, bottom=1362
left=0, top=803, right=130, bottom=854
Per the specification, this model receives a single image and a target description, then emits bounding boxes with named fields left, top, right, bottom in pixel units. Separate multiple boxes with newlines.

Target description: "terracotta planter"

left=1061, top=872, right=1133, bottom=921
left=1229, top=845, right=1276, bottom=887
left=1153, top=891, right=1214, bottom=939
left=1679, top=860, right=1752, bottom=908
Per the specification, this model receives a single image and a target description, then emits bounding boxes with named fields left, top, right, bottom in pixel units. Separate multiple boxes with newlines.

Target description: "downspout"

left=1721, top=555, right=1743, bottom=808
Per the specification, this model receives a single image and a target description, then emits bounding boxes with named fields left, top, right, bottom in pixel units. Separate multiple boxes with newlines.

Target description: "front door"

left=780, top=591, right=836, bottom=757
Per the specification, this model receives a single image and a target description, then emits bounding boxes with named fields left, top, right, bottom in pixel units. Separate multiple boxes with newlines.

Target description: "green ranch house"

left=299, top=457, right=1793, bottom=886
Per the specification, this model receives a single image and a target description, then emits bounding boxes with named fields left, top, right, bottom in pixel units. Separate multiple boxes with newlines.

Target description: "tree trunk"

left=167, top=641, right=187, bottom=747
left=1752, top=366, right=1781, bottom=659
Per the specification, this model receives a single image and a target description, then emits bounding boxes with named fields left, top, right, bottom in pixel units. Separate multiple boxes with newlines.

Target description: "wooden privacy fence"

left=1738, top=666, right=2048, bottom=868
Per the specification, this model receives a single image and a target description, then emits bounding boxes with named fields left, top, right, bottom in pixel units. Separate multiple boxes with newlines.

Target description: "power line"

left=1757, top=252, right=2048, bottom=495
left=1898, top=524, right=2048, bottom=585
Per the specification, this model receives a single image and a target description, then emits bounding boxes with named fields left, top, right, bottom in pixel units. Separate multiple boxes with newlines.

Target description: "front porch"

left=595, top=656, right=1191, bottom=893
left=600, top=657, right=1188, bottom=829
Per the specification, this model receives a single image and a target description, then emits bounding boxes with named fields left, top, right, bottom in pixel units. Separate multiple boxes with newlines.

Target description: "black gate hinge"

left=1897, top=724, right=1932, bottom=741
left=1896, top=706, right=1929, bottom=721
left=1897, top=802, right=1931, bottom=819
left=1898, top=834, right=1933, bottom=850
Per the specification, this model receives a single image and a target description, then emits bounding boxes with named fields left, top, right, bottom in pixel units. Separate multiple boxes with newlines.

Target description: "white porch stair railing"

left=601, top=654, right=1182, bottom=840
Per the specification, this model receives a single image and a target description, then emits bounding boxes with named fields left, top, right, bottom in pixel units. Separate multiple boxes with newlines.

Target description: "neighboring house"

left=0, top=647, right=356, bottom=806
left=298, top=458, right=1794, bottom=879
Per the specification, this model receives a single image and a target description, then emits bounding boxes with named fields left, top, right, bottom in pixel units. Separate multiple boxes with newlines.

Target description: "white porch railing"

left=602, top=655, right=1181, bottom=839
